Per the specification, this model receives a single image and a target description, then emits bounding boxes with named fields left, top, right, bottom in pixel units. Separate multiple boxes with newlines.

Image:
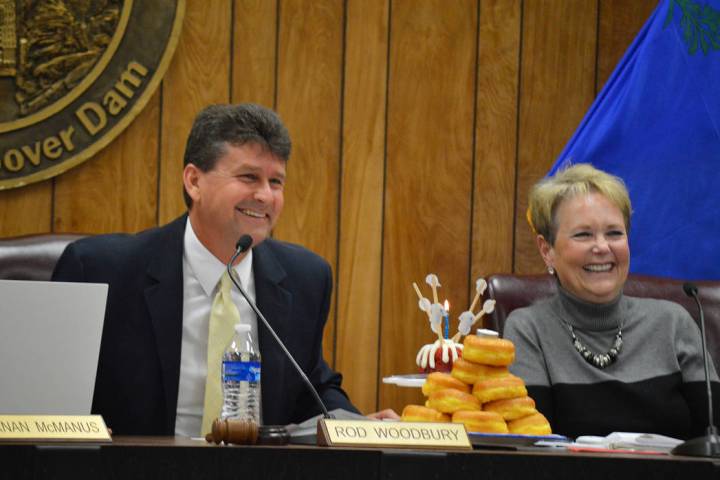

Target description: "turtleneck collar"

left=553, top=285, right=625, bottom=332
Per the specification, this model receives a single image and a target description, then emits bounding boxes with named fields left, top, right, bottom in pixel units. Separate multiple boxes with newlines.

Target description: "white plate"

left=382, top=374, right=427, bottom=388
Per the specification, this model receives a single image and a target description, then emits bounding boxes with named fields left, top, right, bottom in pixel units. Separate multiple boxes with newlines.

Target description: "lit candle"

left=443, top=300, right=450, bottom=339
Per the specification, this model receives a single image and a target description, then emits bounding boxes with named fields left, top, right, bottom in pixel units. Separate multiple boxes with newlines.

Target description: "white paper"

left=575, top=432, right=683, bottom=452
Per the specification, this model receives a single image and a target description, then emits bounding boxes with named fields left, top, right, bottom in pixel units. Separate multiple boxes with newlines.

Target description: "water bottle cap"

left=234, top=323, right=251, bottom=334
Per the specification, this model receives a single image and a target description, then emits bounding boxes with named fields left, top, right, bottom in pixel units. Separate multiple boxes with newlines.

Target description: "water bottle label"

left=222, top=361, right=261, bottom=382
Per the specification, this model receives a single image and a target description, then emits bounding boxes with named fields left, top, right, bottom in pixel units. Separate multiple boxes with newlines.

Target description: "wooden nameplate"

left=317, top=419, right=471, bottom=450
left=0, top=415, right=111, bottom=443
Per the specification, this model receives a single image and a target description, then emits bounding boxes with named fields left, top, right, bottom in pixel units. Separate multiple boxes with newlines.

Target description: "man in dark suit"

left=52, top=104, right=361, bottom=435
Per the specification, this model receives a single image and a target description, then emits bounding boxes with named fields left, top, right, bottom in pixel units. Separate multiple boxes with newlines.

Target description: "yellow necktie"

left=201, top=270, right=241, bottom=436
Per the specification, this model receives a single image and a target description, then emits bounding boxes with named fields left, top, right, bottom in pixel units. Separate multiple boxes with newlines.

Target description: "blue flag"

left=551, top=0, right=720, bottom=281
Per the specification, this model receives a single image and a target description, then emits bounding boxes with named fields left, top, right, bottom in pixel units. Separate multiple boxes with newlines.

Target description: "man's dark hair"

left=182, top=103, right=291, bottom=208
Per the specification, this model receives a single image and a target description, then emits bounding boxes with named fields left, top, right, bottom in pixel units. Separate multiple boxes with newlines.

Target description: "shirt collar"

left=183, top=217, right=253, bottom=297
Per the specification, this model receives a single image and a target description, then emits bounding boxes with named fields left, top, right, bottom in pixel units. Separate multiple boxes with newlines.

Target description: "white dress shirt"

left=175, top=218, right=259, bottom=437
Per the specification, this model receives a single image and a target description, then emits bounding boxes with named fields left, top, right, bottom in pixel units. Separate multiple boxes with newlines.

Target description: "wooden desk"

left=2, top=437, right=719, bottom=480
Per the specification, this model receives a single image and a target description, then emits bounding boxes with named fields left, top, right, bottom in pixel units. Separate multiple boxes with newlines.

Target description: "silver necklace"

left=563, top=322, right=623, bottom=369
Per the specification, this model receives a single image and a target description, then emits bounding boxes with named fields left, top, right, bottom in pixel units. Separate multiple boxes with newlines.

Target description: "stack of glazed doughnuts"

left=401, top=332, right=551, bottom=435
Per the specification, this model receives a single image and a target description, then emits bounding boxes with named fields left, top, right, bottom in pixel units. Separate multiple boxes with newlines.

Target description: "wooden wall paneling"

left=380, top=0, right=478, bottom=414
left=597, top=0, right=657, bottom=90
left=274, top=0, right=344, bottom=365
left=52, top=91, right=160, bottom=234
left=159, top=0, right=232, bottom=225
left=0, top=182, right=51, bottom=236
left=514, top=0, right=598, bottom=274
left=232, top=0, right=278, bottom=106
left=472, top=0, right=521, bottom=287
left=336, top=0, right=389, bottom=414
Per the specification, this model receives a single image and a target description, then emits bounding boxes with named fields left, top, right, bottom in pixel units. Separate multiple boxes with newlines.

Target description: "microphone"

left=228, top=234, right=253, bottom=266
left=684, top=282, right=699, bottom=297
left=225, top=234, right=333, bottom=421
left=672, top=282, right=720, bottom=457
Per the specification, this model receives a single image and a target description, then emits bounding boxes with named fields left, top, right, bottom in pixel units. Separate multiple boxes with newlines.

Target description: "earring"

left=547, top=266, right=555, bottom=275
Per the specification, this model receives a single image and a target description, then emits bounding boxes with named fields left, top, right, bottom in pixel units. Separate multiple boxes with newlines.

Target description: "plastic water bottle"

left=221, top=323, right=261, bottom=424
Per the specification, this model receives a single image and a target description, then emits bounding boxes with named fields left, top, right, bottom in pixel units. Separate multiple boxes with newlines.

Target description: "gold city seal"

left=0, top=0, right=184, bottom=190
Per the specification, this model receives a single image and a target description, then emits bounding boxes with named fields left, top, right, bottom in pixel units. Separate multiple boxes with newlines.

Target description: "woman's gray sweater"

left=504, top=286, right=719, bottom=439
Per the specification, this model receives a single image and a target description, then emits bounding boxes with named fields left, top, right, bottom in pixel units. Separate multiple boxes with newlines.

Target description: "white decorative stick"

left=468, top=278, right=487, bottom=313
left=483, top=299, right=496, bottom=314
left=450, top=300, right=496, bottom=341
left=425, top=274, right=440, bottom=304
left=472, top=299, right=496, bottom=322
left=413, top=282, right=433, bottom=319
left=429, top=303, right=444, bottom=342
left=412, top=282, right=423, bottom=301
left=451, top=311, right=475, bottom=343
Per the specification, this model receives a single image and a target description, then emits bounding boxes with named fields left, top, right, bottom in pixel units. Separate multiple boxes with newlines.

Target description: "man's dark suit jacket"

left=52, top=215, right=358, bottom=435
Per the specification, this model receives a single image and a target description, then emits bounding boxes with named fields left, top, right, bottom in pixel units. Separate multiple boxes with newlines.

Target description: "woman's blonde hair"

left=527, top=163, right=632, bottom=245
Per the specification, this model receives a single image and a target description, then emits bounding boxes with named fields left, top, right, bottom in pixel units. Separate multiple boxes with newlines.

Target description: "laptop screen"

left=0, top=279, right=107, bottom=415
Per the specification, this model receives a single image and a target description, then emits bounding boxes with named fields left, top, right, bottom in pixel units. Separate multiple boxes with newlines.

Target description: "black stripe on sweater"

left=526, top=373, right=720, bottom=439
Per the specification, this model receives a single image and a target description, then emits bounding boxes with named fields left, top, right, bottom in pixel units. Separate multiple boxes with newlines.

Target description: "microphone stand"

left=226, top=236, right=334, bottom=421
left=672, top=283, right=720, bottom=457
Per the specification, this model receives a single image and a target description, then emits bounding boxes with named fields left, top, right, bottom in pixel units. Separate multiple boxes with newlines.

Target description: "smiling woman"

left=538, top=191, right=629, bottom=304
left=503, top=163, right=720, bottom=440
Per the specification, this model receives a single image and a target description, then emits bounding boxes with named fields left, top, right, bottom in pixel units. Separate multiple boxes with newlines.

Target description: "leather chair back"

left=484, top=273, right=720, bottom=372
left=0, top=234, right=84, bottom=281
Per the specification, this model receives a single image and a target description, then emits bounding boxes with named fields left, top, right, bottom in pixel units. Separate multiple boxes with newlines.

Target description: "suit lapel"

left=252, top=240, right=292, bottom=425
left=144, top=215, right=186, bottom=431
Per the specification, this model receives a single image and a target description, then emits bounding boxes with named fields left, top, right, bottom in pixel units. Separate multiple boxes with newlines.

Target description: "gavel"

left=205, top=418, right=289, bottom=445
